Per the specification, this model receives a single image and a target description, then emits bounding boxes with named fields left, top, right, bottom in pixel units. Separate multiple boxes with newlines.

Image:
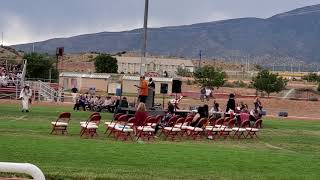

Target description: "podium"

left=145, top=88, right=154, bottom=109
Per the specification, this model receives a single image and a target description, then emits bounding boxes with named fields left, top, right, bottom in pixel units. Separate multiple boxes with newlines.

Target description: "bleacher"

left=0, top=59, right=26, bottom=99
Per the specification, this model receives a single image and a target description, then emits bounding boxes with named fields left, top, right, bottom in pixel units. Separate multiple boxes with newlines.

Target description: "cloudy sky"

left=1, top=0, right=320, bottom=45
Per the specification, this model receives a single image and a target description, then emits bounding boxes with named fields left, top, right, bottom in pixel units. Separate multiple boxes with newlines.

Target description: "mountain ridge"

left=13, top=4, right=320, bottom=65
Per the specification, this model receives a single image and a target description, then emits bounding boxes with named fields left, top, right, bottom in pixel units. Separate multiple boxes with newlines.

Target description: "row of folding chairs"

left=50, top=112, right=262, bottom=141
left=105, top=113, right=263, bottom=141
left=50, top=112, right=102, bottom=138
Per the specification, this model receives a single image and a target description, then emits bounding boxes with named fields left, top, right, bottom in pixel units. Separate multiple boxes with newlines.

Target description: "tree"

left=193, top=65, right=226, bottom=89
left=94, top=54, right=118, bottom=73
left=302, top=73, right=320, bottom=82
left=24, top=53, right=58, bottom=81
left=176, top=66, right=192, bottom=77
left=252, top=70, right=287, bottom=97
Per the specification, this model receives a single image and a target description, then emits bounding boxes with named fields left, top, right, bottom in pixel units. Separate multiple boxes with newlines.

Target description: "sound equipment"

left=278, top=111, right=288, bottom=117
left=160, top=83, right=168, bottom=94
left=172, top=80, right=182, bottom=93
left=56, top=47, right=64, bottom=56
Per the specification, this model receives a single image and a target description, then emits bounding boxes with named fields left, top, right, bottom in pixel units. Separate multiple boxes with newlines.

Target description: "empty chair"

left=163, top=117, right=184, bottom=141
left=187, top=118, right=208, bottom=140
left=50, top=112, right=71, bottom=135
left=80, top=115, right=101, bottom=138
left=246, top=119, right=263, bottom=138
left=113, top=117, right=136, bottom=141
left=106, top=114, right=129, bottom=137
left=232, top=120, right=250, bottom=139
left=136, top=117, right=159, bottom=141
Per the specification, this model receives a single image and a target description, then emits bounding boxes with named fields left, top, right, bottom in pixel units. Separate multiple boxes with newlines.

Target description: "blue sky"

left=1, top=0, right=320, bottom=45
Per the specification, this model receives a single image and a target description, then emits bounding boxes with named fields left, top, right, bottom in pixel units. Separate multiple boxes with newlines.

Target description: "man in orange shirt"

left=135, top=76, right=148, bottom=103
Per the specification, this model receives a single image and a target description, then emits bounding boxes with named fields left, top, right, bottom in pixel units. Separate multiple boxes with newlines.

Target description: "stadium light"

left=140, top=0, right=149, bottom=75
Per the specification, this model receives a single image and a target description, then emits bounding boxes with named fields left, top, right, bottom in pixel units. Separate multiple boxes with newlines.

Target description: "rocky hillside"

left=13, top=4, right=320, bottom=65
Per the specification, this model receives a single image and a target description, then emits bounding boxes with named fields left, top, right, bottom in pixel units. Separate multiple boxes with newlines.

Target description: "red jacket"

left=135, top=111, right=149, bottom=126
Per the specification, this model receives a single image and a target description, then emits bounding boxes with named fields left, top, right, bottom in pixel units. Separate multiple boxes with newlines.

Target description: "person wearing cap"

left=134, top=76, right=148, bottom=103
left=19, top=84, right=32, bottom=112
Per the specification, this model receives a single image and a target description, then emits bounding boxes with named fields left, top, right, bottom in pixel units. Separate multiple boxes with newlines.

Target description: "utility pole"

left=140, top=0, right=149, bottom=75
left=198, top=50, right=202, bottom=68
left=1, top=32, right=3, bottom=47
left=32, top=43, right=35, bottom=52
left=273, top=63, right=275, bottom=72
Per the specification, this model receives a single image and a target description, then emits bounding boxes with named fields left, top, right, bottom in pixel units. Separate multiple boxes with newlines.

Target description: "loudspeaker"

left=56, top=47, right=64, bottom=56
left=172, top=80, right=182, bottom=93
left=160, top=83, right=168, bottom=94
left=278, top=111, right=288, bottom=117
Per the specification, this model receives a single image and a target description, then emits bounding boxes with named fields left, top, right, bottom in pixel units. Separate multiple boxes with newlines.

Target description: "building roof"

left=122, top=75, right=173, bottom=82
left=60, top=72, right=111, bottom=79
left=117, top=56, right=195, bottom=67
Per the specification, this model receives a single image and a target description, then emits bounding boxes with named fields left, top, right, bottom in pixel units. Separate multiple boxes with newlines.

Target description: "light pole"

left=198, top=50, right=202, bottom=68
left=140, top=0, right=149, bottom=75
left=1, top=32, right=3, bottom=47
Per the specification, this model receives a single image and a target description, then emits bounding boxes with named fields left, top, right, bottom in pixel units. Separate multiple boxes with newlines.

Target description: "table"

left=118, top=107, right=166, bottom=116
left=175, top=110, right=193, bottom=117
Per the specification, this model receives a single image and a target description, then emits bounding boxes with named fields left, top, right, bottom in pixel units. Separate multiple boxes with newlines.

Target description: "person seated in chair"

left=135, top=103, right=149, bottom=126
left=249, top=109, right=261, bottom=125
left=190, top=106, right=206, bottom=127
left=73, top=94, right=86, bottom=111
left=102, top=96, right=114, bottom=112
left=210, top=100, right=222, bottom=119
left=154, top=104, right=175, bottom=135
left=114, top=97, right=129, bottom=114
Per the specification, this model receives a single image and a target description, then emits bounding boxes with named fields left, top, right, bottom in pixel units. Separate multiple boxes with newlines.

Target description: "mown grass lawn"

left=0, top=104, right=319, bottom=180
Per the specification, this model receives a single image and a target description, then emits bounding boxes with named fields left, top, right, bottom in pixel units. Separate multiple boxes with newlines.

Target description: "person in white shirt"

left=19, top=84, right=32, bottom=112
left=103, top=96, right=113, bottom=106
left=205, top=87, right=212, bottom=101
left=210, top=100, right=222, bottom=118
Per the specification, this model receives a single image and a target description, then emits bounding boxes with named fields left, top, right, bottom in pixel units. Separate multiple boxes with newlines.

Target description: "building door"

left=71, top=79, right=78, bottom=88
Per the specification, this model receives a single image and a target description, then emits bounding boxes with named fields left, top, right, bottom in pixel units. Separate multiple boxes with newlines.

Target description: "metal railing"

left=0, top=162, right=45, bottom=180
left=38, top=80, right=56, bottom=102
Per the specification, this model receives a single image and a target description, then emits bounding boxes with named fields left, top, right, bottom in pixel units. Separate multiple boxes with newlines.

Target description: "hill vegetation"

left=13, top=4, right=320, bottom=65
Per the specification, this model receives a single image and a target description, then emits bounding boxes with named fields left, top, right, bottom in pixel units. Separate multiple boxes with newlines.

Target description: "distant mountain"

left=13, top=4, right=320, bottom=65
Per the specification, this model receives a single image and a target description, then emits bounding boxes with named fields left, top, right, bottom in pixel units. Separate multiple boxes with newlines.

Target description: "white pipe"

left=0, top=162, right=45, bottom=180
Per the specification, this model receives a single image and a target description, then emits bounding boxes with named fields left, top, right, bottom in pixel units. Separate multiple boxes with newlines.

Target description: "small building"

left=117, top=56, right=195, bottom=76
left=122, top=75, right=173, bottom=95
left=59, top=72, right=110, bottom=92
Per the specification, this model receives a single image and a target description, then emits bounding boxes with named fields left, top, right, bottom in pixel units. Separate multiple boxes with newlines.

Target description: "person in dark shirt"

left=148, top=78, right=155, bottom=107
left=203, top=104, right=209, bottom=118
left=190, top=106, right=206, bottom=127
left=71, top=87, right=78, bottom=93
left=154, top=104, right=175, bottom=134
left=119, top=97, right=129, bottom=108
left=226, top=93, right=236, bottom=112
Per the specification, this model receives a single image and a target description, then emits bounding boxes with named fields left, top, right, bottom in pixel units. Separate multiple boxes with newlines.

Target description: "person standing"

left=20, top=84, right=32, bottom=112
left=205, top=87, right=212, bottom=101
left=148, top=78, right=155, bottom=107
left=135, top=76, right=148, bottom=103
left=200, top=87, right=206, bottom=102
left=254, top=97, right=263, bottom=111
left=71, top=86, right=78, bottom=104
left=226, top=93, right=236, bottom=113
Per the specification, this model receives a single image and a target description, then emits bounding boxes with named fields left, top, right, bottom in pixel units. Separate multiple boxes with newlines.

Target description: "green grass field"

left=0, top=104, right=319, bottom=180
